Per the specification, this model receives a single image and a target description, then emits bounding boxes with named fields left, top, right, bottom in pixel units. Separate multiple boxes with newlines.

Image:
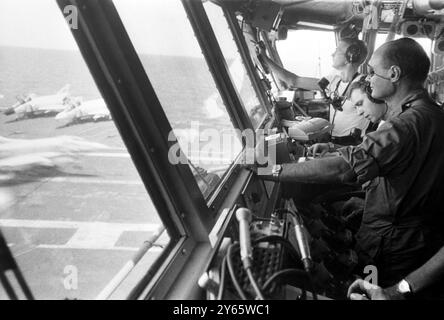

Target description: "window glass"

left=374, top=33, right=432, bottom=57
left=203, top=2, right=266, bottom=129
left=114, top=0, right=243, bottom=200
left=276, top=29, right=336, bottom=79
left=0, top=0, right=168, bottom=299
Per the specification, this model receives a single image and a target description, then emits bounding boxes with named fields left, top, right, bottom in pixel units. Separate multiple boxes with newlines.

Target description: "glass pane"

left=203, top=2, right=266, bottom=129
left=276, top=29, right=336, bottom=79
left=375, top=33, right=432, bottom=57
left=0, top=0, right=168, bottom=299
left=113, top=0, right=243, bottom=199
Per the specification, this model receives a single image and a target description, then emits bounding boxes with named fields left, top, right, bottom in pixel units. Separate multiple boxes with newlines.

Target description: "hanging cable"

left=246, top=268, right=265, bottom=300
left=255, top=213, right=318, bottom=300
left=217, top=256, right=228, bottom=300
left=226, top=243, right=248, bottom=300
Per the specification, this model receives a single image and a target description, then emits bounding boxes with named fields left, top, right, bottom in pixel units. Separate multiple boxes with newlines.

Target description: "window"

left=113, top=0, right=243, bottom=200
left=203, top=2, right=266, bottom=129
left=374, top=33, right=432, bottom=57
left=276, top=29, right=337, bottom=79
left=0, top=0, right=168, bottom=299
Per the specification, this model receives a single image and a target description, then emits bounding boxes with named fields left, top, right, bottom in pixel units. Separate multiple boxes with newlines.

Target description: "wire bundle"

left=217, top=234, right=317, bottom=300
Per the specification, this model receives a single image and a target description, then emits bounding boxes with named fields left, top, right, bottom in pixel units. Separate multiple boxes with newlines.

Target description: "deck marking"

left=81, top=152, right=131, bottom=158
left=37, top=244, right=163, bottom=252
left=48, top=177, right=144, bottom=185
left=0, top=219, right=165, bottom=251
left=0, top=219, right=159, bottom=230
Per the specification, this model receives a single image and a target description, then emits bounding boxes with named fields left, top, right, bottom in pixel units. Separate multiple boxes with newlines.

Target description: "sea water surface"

left=0, top=45, right=233, bottom=130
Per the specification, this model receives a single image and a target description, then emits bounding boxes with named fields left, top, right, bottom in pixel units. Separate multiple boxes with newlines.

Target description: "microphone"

left=317, top=77, right=330, bottom=100
left=350, top=128, right=362, bottom=143
left=236, top=208, right=253, bottom=269
left=291, top=214, right=313, bottom=273
left=318, top=77, right=345, bottom=111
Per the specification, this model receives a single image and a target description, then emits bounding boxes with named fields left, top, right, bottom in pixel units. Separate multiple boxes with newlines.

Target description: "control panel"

left=200, top=184, right=362, bottom=300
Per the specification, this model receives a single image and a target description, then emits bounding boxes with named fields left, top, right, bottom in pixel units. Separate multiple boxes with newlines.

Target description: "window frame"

left=55, top=0, right=273, bottom=299
left=222, top=2, right=273, bottom=126
left=184, top=0, right=273, bottom=212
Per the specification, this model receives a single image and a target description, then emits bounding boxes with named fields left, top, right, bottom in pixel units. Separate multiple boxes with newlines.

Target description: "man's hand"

left=255, top=40, right=267, bottom=57
left=347, top=279, right=405, bottom=300
left=347, top=279, right=387, bottom=300
left=308, top=143, right=331, bottom=158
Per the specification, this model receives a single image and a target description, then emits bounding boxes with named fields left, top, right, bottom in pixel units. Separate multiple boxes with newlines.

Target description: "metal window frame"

left=189, top=0, right=275, bottom=214
left=182, top=0, right=254, bottom=133
left=222, top=2, right=273, bottom=116
left=55, top=0, right=278, bottom=300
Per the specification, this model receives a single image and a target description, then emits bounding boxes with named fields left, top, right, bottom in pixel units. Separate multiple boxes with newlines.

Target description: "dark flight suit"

left=338, top=90, right=444, bottom=288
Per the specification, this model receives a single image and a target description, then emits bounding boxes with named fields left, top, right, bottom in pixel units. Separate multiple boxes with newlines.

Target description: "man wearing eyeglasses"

left=345, top=37, right=444, bottom=300
left=256, top=38, right=444, bottom=299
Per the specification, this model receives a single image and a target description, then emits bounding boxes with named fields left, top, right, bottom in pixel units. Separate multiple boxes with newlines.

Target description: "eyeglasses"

left=367, top=65, right=391, bottom=81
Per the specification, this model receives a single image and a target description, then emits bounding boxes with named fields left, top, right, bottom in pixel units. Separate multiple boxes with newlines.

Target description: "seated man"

left=258, top=38, right=370, bottom=144
left=254, top=38, right=444, bottom=299
left=309, top=76, right=388, bottom=157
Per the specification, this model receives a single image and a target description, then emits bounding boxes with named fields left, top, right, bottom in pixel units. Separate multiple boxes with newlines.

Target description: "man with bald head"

left=256, top=38, right=444, bottom=299
left=345, top=37, right=444, bottom=299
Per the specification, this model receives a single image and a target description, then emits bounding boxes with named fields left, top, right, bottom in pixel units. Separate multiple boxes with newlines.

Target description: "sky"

left=277, top=29, right=337, bottom=78
left=0, top=0, right=78, bottom=50
left=0, top=0, right=268, bottom=59
left=0, top=0, right=204, bottom=56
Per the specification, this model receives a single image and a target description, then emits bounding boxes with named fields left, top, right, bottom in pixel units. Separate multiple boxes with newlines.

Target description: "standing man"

left=258, top=38, right=370, bottom=144
left=255, top=37, right=444, bottom=299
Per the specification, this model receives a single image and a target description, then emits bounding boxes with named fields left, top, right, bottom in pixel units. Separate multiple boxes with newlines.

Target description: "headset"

left=345, top=42, right=363, bottom=64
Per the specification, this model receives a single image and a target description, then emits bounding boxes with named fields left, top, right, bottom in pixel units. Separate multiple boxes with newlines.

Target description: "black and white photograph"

left=1, top=0, right=444, bottom=306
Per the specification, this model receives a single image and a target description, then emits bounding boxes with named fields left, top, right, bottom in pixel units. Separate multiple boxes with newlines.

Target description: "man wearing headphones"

left=254, top=38, right=444, bottom=299
left=258, top=38, right=369, bottom=145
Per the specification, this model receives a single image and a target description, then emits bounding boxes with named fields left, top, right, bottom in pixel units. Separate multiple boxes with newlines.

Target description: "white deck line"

left=48, top=177, right=144, bottom=185
left=0, top=219, right=159, bottom=231
left=0, top=219, right=164, bottom=251
left=81, top=152, right=232, bottom=162
left=80, top=152, right=131, bottom=158
left=37, top=244, right=163, bottom=252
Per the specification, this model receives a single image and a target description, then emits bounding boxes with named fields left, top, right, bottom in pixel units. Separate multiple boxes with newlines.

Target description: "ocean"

left=0, top=46, right=233, bottom=131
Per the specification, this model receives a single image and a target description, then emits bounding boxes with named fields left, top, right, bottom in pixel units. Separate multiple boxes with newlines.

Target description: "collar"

left=399, top=89, right=431, bottom=112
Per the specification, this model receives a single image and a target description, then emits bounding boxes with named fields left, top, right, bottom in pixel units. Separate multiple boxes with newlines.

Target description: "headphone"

left=345, top=42, right=362, bottom=64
